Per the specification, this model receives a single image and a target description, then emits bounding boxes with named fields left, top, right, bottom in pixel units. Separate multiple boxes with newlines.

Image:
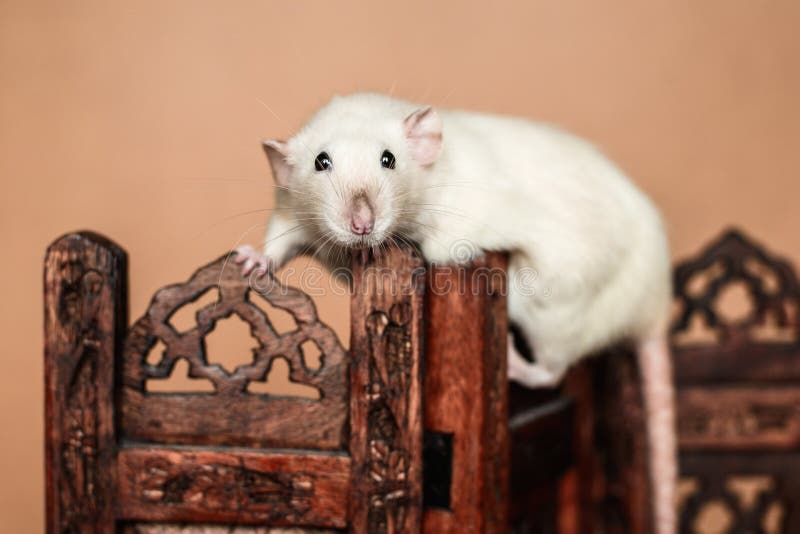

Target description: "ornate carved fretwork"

left=672, top=229, right=800, bottom=346
left=122, top=254, right=348, bottom=449
left=679, top=475, right=786, bottom=533
left=364, top=302, right=415, bottom=532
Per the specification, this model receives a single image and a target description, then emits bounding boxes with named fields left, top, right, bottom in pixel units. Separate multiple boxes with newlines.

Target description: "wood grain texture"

left=117, top=448, right=350, bottom=528
left=562, top=364, right=602, bottom=533
left=121, top=525, right=338, bottom=533
left=564, top=352, right=651, bottom=534
left=423, top=253, right=510, bottom=534
left=349, top=246, right=425, bottom=534
left=597, top=351, right=651, bottom=533
left=508, top=392, right=574, bottom=532
left=677, top=386, right=800, bottom=450
left=671, top=229, right=800, bottom=532
left=680, top=453, right=800, bottom=533
left=673, top=342, right=800, bottom=384
left=121, top=255, right=347, bottom=450
left=44, top=231, right=127, bottom=534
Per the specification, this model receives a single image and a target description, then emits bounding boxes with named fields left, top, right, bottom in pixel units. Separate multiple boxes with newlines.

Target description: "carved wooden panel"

left=678, top=454, right=800, bottom=533
left=121, top=525, right=338, bottom=533
left=678, top=387, right=800, bottom=450
left=117, top=448, right=349, bottom=528
left=349, top=246, right=425, bottom=534
left=672, top=230, right=800, bottom=533
left=44, top=232, right=127, bottom=534
left=672, top=228, right=800, bottom=348
left=121, top=255, right=347, bottom=450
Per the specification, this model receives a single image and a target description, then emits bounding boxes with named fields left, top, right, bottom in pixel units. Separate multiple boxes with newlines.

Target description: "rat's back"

left=422, top=106, right=672, bottom=352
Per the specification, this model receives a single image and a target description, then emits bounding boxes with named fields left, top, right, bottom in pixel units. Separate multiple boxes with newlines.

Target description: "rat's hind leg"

left=506, top=333, right=566, bottom=388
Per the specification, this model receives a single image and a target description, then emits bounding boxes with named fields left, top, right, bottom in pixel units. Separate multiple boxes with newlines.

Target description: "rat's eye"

left=381, top=150, right=396, bottom=169
left=314, top=152, right=332, bottom=172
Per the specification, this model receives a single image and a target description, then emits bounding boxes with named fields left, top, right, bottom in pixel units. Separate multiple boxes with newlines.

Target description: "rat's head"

left=262, top=94, right=442, bottom=248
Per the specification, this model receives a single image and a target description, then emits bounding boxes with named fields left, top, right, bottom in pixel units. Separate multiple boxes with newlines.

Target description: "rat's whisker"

left=305, top=231, right=341, bottom=271
left=190, top=207, right=299, bottom=240
left=390, top=232, right=423, bottom=257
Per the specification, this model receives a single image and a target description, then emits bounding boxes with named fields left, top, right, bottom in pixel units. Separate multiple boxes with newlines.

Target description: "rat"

left=236, top=93, right=676, bottom=532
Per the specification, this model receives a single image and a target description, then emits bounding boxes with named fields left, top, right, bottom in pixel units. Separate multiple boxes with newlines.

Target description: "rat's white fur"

left=245, top=93, right=676, bottom=532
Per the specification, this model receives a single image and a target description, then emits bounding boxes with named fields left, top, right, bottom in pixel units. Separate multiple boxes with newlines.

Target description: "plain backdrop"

left=2, top=1, right=799, bottom=531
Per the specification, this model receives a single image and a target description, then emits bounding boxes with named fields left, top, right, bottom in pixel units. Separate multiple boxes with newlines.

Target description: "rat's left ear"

left=404, top=107, right=442, bottom=166
left=261, top=139, right=291, bottom=186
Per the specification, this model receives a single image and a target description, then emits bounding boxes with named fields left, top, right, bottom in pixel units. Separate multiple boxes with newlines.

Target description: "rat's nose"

left=350, top=195, right=375, bottom=235
left=351, top=217, right=373, bottom=235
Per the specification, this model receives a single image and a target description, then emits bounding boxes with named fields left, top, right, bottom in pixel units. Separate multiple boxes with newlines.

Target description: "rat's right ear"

left=403, top=107, right=442, bottom=166
left=261, top=139, right=291, bottom=186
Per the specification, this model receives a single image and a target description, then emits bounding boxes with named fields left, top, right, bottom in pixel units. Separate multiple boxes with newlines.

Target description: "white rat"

left=236, top=93, right=676, bottom=532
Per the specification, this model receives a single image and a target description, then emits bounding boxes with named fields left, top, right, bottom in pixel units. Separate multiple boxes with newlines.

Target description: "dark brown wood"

left=680, top=453, right=800, bottom=532
left=120, top=525, right=337, bottom=533
left=672, top=227, right=800, bottom=347
left=677, top=386, right=800, bottom=450
left=673, top=342, right=800, bottom=384
left=594, top=351, right=651, bottom=533
left=44, top=232, right=127, bottom=534
left=48, top=230, right=718, bottom=533
left=562, top=364, right=601, bottom=534
left=423, top=253, right=510, bottom=533
left=671, top=228, right=800, bottom=532
left=563, top=351, right=652, bottom=534
left=121, top=254, right=348, bottom=450
left=508, top=391, right=574, bottom=532
left=117, top=448, right=350, bottom=528
left=349, top=246, right=425, bottom=533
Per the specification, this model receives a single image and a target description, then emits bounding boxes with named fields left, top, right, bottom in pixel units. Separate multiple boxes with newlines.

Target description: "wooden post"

left=44, top=232, right=127, bottom=534
left=349, top=246, right=426, bottom=533
left=565, top=351, right=651, bottom=534
left=423, top=253, right=510, bottom=533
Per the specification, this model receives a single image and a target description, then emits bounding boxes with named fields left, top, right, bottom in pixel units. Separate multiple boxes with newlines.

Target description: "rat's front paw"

left=234, top=245, right=274, bottom=277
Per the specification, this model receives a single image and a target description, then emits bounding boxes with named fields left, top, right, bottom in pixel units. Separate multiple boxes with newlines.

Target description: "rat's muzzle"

left=349, top=195, right=374, bottom=236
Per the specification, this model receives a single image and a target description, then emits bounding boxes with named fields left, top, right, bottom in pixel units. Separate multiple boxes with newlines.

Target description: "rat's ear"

left=403, top=106, right=442, bottom=166
left=261, top=139, right=291, bottom=186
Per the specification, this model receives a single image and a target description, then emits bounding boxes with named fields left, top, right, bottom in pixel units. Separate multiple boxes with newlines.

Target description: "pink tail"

left=637, top=336, right=677, bottom=534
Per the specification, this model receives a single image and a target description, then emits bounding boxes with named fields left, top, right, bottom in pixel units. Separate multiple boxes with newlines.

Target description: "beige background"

left=1, top=0, right=799, bottom=530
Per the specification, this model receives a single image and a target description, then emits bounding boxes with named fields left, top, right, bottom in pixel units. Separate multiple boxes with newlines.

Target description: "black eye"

left=314, top=151, right=332, bottom=172
left=381, top=150, right=396, bottom=169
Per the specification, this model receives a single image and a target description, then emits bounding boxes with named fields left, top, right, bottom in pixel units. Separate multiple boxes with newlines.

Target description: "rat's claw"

left=234, top=245, right=255, bottom=264
left=242, top=258, right=256, bottom=275
left=234, top=245, right=272, bottom=278
left=253, top=262, right=268, bottom=277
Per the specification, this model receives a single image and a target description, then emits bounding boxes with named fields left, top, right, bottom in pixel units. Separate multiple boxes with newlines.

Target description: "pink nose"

left=350, top=196, right=375, bottom=235
left=350, top=214, right=374, bottom=235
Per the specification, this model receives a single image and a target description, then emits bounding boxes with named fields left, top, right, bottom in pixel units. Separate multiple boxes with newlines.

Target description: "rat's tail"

left=637, top=336, right=677, bottom=534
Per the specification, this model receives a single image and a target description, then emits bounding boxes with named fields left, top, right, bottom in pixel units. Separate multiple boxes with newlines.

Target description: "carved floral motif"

left=364, top=302, right=415, bottom=533
left=136, top=456, right=314, bottom=521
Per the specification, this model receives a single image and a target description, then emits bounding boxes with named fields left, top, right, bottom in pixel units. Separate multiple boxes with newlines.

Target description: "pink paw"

left=234, top=245, right=273, bottom=277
